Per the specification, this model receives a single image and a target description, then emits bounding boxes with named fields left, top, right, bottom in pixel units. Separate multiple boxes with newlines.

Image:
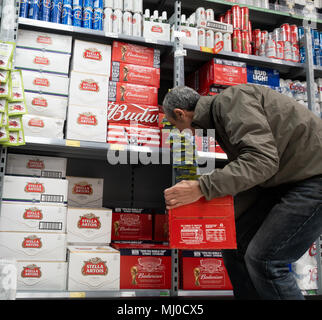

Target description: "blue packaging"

left=50, top=0, right=63, bottom=23
left=28, top=0, right=41, bottom=19
left=61, top=0, right=72, bottom=25
left=20, top=0, right=29, bottom=17
left=93, top=0, right=102, bottom=8
left=72, top=6, right=82, bottom=27
left=300, top=46, right=306, bottom=63
left=82, top=0, right=93, bottom=29
left=93, top=7, right=103, bottom=30
left=311, top=29, right=319, bottom=50
left=40, top=0, right=51, bottom=21
left=246, top=66, right=280, bottom=88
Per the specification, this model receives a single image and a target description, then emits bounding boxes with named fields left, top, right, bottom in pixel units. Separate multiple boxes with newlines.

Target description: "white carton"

left=66, top=176, right=103, bottom=208
left=72, top=40, right=111, bottom=76
left=6, top=153, right=67, bottom=178
left=0, top=201, right=67, bottom=233
left=17, top=261, right=68, bottom=291
left=17, top=29, right=72, bottom=53
left=66, top=104, right=107, bottom=143
left=0, top=231, right=67, bottom=261
left=67, top=207, right=112, bottom=244
left=21, top=69, right=69, bottom=96
left=171, top=26, right=199, bottom=46
left=3, top=175, right=68, bottom=205
left=143, top=21, right=171, bottom=42
left=67, top=246, right=120, bottom=291
left=22, top=114, right=65, bottom=140
left=15, top=48, right=71, bottom=75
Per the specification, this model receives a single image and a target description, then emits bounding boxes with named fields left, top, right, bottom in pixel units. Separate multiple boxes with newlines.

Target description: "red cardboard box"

left=108, top=81, right=158, bottom=106
left=111, top=212, right=153, bottom=241
left=112, top=242, right=171, bottom=289
left=154, top=214, right=169, bottom=242
left=169, top=196, right=237, bottom=250
left=112, top=41, right=160, bottom=68
left=180, top=250, right=233, bottom=290
left=110, top=62, right=160, bottom=88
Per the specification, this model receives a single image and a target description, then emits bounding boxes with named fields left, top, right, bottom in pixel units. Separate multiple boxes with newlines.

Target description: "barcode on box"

left=40, top=194, right=64, bottom=203
left=41, top=170, right=63, bottom=179
left=39, top=221, right=63, bottom=231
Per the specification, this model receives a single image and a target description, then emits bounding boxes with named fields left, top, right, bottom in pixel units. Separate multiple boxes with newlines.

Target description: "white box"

left=171, top=26, right=198, bottom=46
left=15, top=48, right=71, bottom=75
left=0, top=231, right=67, bottom=261
left=17, top=29, right=72, bottom=54
left=72, top=40, right=111, bottom=76
left=143, top=21, right=171, bottom=42
left=67, top=207, right=112, bottom=244
left=17, top=261, right=68, bottom=291
left=67, top=246, right=120, bottom=291
left=3, top=175, right=68, bottom=205
left=66, top=176, right=103, bottom=208
left=21, top=69, right=69, bottom=96
left=66, top=104, right=107, bottom=143
left=69, top=71, right=108, bottom=108
left=22, top=114, right=65, bottom=140
left=6, top=153, right=67, bottom=178
left=0, top=202, right=67, bottom=233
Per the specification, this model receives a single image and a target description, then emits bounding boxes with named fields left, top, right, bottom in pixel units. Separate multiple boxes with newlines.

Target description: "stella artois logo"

left=33, top=78, right=49, bottom=87
left=77, top=213, right=101, bottom=229
left=83, top=48, right=102, bottom=61
left=24, top=182, right=45, bottom=193
left=182, top=29, right=192, bottom=38
left=32, top=97, right=48, bottom=107
left=23, top=207, right=43, bottom=220
left=28, top=118, right=45, bottom=128
left=72, top=182, right=93, bottom=195
left=77, top=112, right=98, bottom=126
left=34, top=56, right=50, bottom=65
left=27, top=159, right=45, bottom=170
left=81, top=257, right=108, bottom=276
left=151, top=25, right=163, bottom=33
left=21, top=264, right=42, bottom=278
left=22, top=235, right=42, bottom=249
left=79, top=79, right=99, bottom=92
left=37, top=35, right=52, bottom=45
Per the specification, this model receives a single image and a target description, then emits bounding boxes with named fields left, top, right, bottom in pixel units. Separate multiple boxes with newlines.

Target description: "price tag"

left=145, top=38, right=158, bottom=44
left=69, top=292, right=86, bottom=298
left=174, top=49, right=187, bottom=57
left=173, top=31, right=186, bottom=38
left=110, top=144, right=125, bottom=151
left=200, top=46, right=214, bottom=54
left=66, top=140, right=80, bottom=147
left=105, top=32, right=118, bottom=38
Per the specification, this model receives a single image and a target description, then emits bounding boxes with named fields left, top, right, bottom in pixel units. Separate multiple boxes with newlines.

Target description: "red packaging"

left=112, top=242, right=172, bottom=289
left=232, top=5, right=241, bottom=30
left=110, top=62, right=160, bottom=88
left=241, top=7, right=249, bottom=31
left=248, top=21, right=252, bottom=42
left=292, top=43, right=300, bottom=62
left=107, top=101, right=159, bottom=127
left=218, top=14, right=225, bottom=23
left=108, top=81, right=158, bottom=105
left=281, top=24, right=291, bottom=42
left=261, top=30, right=268, bottom=45
left=276, top=41, right=285, bottom=59
left=224, top=10, right=232, bottom=25
left=290, top=24, right=298, bottom=44
left=169, top=196, right=237, bottom=250
left=111, top=212, right=153, bottom=241
left=232, top=29, right=242, bottom=53
left=253, top=29, right=261, bottom=51
left=154, top=214, right=169, bottom=241
left=194, top=135, right=216, bottom=152
left=112, top=41, right=160, bottom=68
left=241, top=31, right=250, bottom=54
left=180, top=250, right=233, bottom=290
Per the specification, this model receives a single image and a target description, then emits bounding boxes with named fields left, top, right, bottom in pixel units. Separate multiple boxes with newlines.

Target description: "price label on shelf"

left=105, top=32, right=118, bottom=38
left=66, top=140, right=81, bottom=147
left=200, top=46, right=214, bottom=54
left=69, top=292, right=86, bottom=298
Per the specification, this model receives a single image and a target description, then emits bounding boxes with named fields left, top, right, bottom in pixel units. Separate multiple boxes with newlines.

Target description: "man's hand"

left=164, top=180, right=204, bottom=210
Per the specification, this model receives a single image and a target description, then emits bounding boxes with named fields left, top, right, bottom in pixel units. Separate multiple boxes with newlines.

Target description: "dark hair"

left=162, top=86, right=200, bottom=119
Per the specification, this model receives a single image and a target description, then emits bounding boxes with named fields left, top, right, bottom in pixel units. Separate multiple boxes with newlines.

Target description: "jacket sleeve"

left=198, top=85, right=280, bottom=200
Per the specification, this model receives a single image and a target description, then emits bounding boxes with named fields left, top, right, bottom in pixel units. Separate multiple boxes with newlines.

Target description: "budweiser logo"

left=27, top=159, right=45, bottom=170
left=24, top=182, right=45, bottom=193
left=33, top=78, right=49, bottom=87
left=22, top=235, right=42, bottom=249
left=83, top=48, right=102, bottom=61
left=28, top=118, right=45, bottom=128
left=79, top=79, right=99, bottom=92
left=23, top=207, right=43, bottom=220
left=21, top=264, right=42, bottom=278
left=72, top=182, right=93, bottom=195
left=77, top=113, right=98, bottom=126
left=81, top=257, right=108, bottom=276
left=32, top=97, right=48, bottom=107
left=34, top=56, right=50, bottom=65
left=77, top=213, right=101, bottom=229
left=37, top=36, right=52, bottom=45
left=120, top=214, right=140, bottom=226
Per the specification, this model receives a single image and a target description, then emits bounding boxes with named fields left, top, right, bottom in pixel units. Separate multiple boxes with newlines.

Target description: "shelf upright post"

left=304, top=26, right=315, bottom=112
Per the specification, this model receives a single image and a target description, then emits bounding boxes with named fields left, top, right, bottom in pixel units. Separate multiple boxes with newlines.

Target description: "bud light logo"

left=73, top=8, right=82, bottom=19
left=83, top=11, right=91, bottom=20
left=51, top=1, right=62, bottom=11
left=43, top=0, right=51, bottom=8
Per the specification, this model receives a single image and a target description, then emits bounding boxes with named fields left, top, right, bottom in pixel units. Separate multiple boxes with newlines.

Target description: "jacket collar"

left=191, top=95, right=217, bottom=129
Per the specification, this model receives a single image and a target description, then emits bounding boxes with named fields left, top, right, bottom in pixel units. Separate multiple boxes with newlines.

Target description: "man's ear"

left=173, top=108, right=185, bottom=120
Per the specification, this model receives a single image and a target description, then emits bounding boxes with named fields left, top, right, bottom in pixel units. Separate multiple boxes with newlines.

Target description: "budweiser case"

left=108, top=81, right=158, bottom=106
left=69, top=71, right=109, bottom=108
left=6, top=153, right=67, bottom=178
left=17, top=261, right=68, bottom=291
left=2, top=175, right=68, bottom=205
left=112, top=243, right=171, bottom=289
left=180, top=250, right=233, bottom=290
left=17, top=29, right=72, bottom=54
left=67, top=207, right=112, bottom=244
left=72, top=40, right=111, bottom=76
left=25, top=91, right=68, bottom=120
left=112, top=41, right=160, bottom=68
left=110, top=62, right=160, bottom=88
left=153, top=214, right=169, bottom=242
left=66, top=176, right=104, bottom=208
left=66, top=104, right=107, bottom=143
left=67, top=246, right=120, bottom=291
left=15, top=47, right=71, bottom=75
left=143, top=21, right=171, bottom=42
left=0, top=201, right=67, bottom=233
left=0, top=231, right=67, bottom=261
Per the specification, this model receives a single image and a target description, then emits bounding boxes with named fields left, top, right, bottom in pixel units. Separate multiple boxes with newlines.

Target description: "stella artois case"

left=17, top=261, right=68, bottom=291
left=66, top=176, right=104, bottom=208
left=67, top=246, right=120, bottom=291
left=67, top=207, right=112, bottom=244
left=143, top=21, right=171, bottom=42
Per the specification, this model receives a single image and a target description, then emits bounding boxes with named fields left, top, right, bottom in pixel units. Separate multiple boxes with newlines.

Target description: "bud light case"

left=247, top=66, right=280, bottom=88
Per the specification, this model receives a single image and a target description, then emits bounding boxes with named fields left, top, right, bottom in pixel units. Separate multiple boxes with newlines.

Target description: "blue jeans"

left=222, top=175, right=322, bottom=300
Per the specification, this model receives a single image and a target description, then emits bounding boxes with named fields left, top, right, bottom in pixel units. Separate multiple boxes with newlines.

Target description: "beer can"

left=232, top=5, right=241, bottom=30
left=232, top=29, right=242, bottom=53
left=299, top=46, right=306, bottom=63
left=223, top=32, right=232, bottom=52
left=198, top=28, right=206, bottom=47
left=40, top=0, right=51, bottom=21
left=73, top=6, right=82, bottom=26
left=241, top=6, right=249, bottom=31
left=50, top=0, right=63, bottom=23
left=123, top=0, right=133, bottom=12
left=28, top=0, right=41, bottom=19
left=253, top=29, right=261, bottom=50
left=206, top=29, right=214, bottom=48
left=284, top=41, right=293, bottom=61
left=312, top=29, right=319, bottom=50
left=219, top=14, right=225, bottom=23
left=112, top=8, right=123, bottom=34
left=248, top=20, right=252, bottom=42
left=62, top=0, right=72, bottom=25
left=205, top=8, right=214, bottom=21
left=290, top=24, right=298, bottom=44
left=272, top=28, right=280, bottom=42
left=214, top=31, right=223, bottom=51
left=281, top=23, right=291, bottom=42
left=241, top=30, right=250, bottom=54
left=265, top=35, right=276, bottom=59
left=132, top=12, right=142, bottom=37
left=82, top=0, right=93, bottom=29
left=103, top=7, right=113, bottom=32
left=123, top=11, right=132, bottom=36
left=262, top=0, right=269, bottom=9
left=20, top=0, right=29, bottom=18
left=225, top=9, right=232, bottom=25
left=276, top=41, right=284, bottom=60
left=103, top=0, right=113, bottom=8
left=133, top=0, right=143, bottom=14
left=292, top=43, right=300, bottom=62
left=114, top=0, right=123, bottom=10
left=93, top=7, right=103, bottom=30
left=261, top=30, right=268, bottom=44
left=196, top=7, right=206, bottom=22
